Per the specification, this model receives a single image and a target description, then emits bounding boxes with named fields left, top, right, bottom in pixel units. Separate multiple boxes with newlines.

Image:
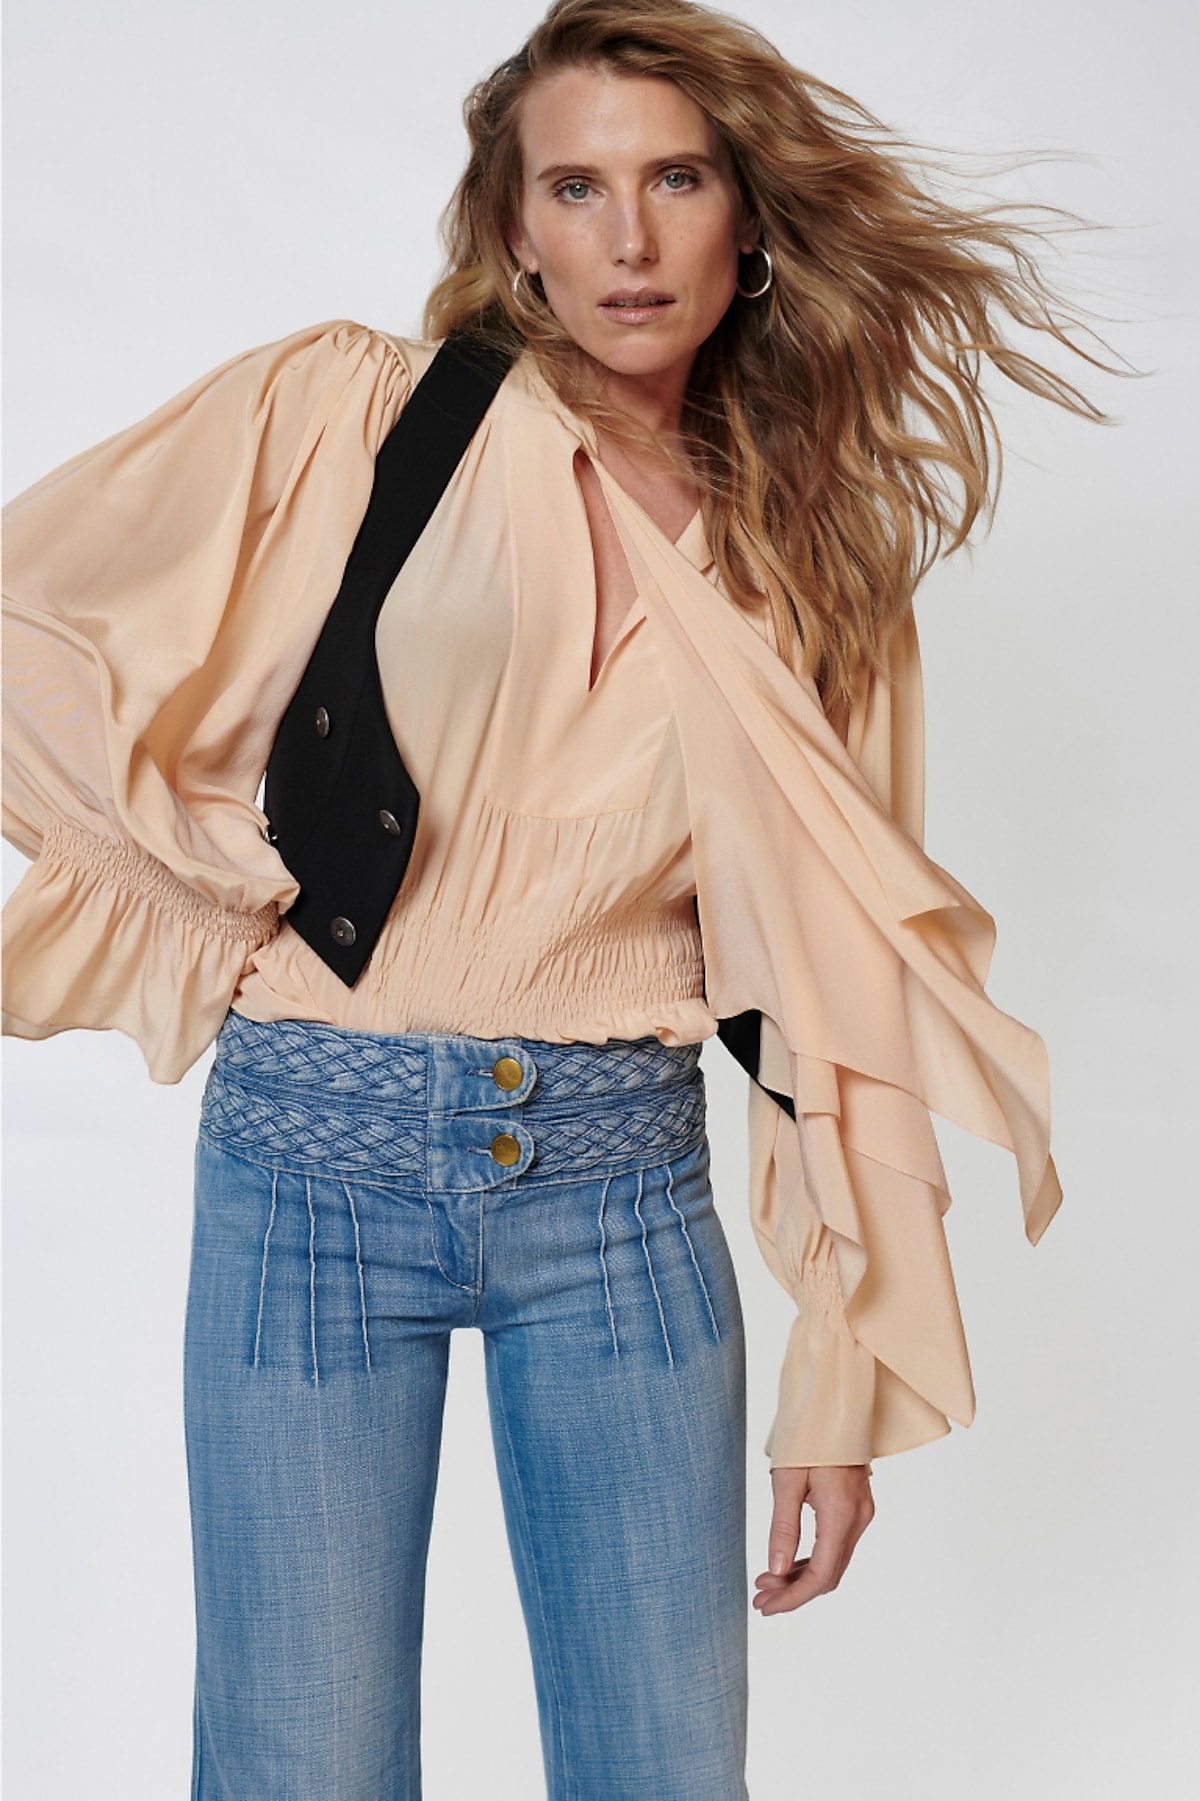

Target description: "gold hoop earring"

left=736, top=246, right=773, bottom=300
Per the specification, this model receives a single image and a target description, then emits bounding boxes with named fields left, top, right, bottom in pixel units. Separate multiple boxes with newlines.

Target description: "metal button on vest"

left=379, top=809, right=403, bottom=837
left=330, top=916, right=357, bottom=947
left=491, top=1056, right=523, bottom=1091
left=490, top=1132, right=521, bottom=1167
left=314, top=706, right=331, bottom=737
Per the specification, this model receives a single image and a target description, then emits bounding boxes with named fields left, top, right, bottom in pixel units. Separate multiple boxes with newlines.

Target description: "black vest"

left=262, top=333, right=793, bottom=1121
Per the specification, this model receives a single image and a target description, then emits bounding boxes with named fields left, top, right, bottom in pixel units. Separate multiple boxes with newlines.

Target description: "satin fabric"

left=1, top=319, right=1060, bottom=1466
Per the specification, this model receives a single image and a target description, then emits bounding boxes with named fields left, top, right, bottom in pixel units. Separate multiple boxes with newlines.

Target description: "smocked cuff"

left=763, top=1277, right=878, bottom=1469
left=2, top=817, right=279, bottom=1082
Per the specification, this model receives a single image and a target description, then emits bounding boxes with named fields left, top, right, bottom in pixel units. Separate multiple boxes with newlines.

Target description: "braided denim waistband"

left=200, top=1010, right=707, bottom=1187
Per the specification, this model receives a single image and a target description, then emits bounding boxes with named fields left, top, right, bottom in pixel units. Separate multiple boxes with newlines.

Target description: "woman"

left=2, top=0, right=1110, bottom=1794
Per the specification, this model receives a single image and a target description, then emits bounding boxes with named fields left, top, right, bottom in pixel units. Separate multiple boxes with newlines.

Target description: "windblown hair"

left=424, top=0, right=1115, bottom=710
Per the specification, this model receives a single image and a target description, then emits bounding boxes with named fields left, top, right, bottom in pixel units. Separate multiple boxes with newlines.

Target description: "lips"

left=598, top=290, right=676, bottom=325
left=600, top=289, right=673, bottom=307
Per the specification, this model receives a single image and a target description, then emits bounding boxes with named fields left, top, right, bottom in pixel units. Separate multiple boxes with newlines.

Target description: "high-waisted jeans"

left=185, top=1010, right=749, bottom=1799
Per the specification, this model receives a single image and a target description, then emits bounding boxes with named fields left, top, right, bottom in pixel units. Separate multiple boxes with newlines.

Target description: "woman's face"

left=508, top=66, right=757, bottom=405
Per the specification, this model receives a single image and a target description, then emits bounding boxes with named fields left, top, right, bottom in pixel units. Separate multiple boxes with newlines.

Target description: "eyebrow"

left=534, top=153, right=721, bottom=182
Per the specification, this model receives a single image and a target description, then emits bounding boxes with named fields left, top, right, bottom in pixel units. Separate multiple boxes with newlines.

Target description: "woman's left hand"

left=752, top=1464, right=874, bottom=1616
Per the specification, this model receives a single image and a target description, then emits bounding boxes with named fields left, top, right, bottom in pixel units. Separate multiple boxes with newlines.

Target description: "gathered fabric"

left=1, top=318, right=1060, bottom=1467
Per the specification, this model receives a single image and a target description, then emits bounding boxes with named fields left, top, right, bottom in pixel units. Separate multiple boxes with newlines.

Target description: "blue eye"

left=557, top=180, right=591, bottom=202
left=662, top=169, right=697, bottom=190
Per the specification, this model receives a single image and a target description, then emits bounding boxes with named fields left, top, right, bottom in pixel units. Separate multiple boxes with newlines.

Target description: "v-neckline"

left=518, top=353, right=709, bottom=564
left=575, top=452, right=705, bottom=695
left=573, top=452, right=643, bottom=696
left=577, top=447, right=702, bottom=556
left=586, top=456, right=710, bottom=585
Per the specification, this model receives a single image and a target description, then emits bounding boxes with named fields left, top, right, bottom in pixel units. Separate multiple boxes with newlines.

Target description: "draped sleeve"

left=594, top=474, right=1063, bottom=1469
left=747, top=611, right=970, bottom=1465
left=2, top=319, right=412, bottom=1080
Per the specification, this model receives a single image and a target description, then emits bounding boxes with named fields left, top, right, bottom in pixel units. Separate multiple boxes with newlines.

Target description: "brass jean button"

left=492, top=1056, right=523, bottom=1091
left=490, top=1132, right=521, bottom=1167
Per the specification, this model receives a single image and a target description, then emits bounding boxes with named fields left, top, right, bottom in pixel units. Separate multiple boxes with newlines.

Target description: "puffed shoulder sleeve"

left=607, top=499, right=1062, bottom=1473
left=2, top=319, right=413, bottom=1080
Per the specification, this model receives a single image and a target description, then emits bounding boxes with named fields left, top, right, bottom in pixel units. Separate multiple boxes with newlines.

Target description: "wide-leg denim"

left=185, top=1011, right=749, bottom=1800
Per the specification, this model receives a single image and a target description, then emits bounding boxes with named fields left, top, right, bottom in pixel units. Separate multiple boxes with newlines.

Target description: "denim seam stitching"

left=470, top=1197, right=485, bottom=1325
left=665, top=1159, right=721, bottom=1343
left=252, top=1172, right=278, bottom=1370
left=635, top=1166, right=675, bottom=1368
left=306, top=1177, right=320, bottom=1386
left=597, top=1174, right=619, bottom=1357
left=341, top=1180, right=372, bottom=1373
left=423, top=1193, right=478, bottom=1294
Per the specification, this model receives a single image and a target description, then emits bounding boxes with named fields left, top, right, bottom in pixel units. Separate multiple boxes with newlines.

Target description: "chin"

left=580, top=334, right=698, bottom=381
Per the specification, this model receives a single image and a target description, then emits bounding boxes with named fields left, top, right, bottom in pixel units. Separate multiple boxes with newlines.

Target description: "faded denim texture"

left=185, top=1011, right=749, bottom=1800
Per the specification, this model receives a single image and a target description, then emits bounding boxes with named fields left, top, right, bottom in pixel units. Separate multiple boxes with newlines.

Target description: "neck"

left=593, top=360, right=689, bottom=448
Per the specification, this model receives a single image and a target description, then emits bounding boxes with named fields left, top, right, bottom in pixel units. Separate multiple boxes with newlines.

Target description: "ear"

left=503, top=217, right=539, bottom=277
left=738, top=211, right=762, bottom=258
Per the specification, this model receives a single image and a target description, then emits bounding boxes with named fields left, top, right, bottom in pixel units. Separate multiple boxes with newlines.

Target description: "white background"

left=3, top=1, right=1197, bottom=1796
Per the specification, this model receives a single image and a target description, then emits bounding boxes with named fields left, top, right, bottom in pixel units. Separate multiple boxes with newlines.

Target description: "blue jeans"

left=185, top=1011, right=749, bottom=1799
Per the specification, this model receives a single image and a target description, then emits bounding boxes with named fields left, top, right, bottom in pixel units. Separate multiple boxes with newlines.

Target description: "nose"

left=609, top=193, right=657, bottom=267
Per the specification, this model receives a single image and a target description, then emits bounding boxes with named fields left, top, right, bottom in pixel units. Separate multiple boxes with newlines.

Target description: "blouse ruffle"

left=593, top=465, right=1062, bottom=1466
left=2, top=318, right=1062, bottom=1470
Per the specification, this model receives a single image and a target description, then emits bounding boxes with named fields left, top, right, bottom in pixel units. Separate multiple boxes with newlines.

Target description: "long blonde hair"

left=424, top=0, right=1117, bottom=709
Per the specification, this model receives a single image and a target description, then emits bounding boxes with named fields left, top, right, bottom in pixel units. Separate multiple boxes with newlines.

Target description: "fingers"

left=765, top=1466, right=807, bottom=1581
left=753, top=1465, right=874, bottom=1618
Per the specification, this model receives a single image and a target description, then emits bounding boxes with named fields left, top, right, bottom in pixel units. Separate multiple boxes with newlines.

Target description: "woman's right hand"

left=752, top=1463, right=874, bottom=1616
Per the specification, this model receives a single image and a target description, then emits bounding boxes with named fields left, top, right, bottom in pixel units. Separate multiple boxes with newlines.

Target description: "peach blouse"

left=1, top=319, right=1062, bottom=1469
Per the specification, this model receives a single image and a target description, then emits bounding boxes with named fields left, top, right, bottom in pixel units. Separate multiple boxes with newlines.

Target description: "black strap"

left=324, top=332, right=518, bottom=652
left=714, top=1008, right=796, bottom=1119
left=261, top=331, right=787, bottom=1121
left=262, top=332, right=517, bottom=985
